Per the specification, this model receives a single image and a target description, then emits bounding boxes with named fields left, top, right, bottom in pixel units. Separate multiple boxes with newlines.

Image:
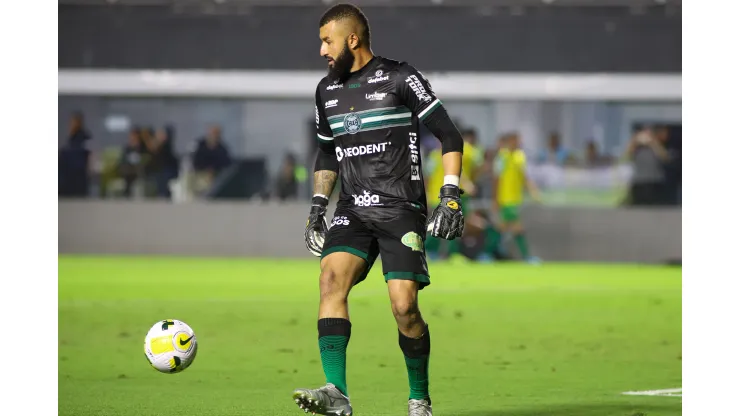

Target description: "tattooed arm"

left=314, top=170, right=338, bottom=199
left=305, top=85, right=339, bottom=256
left=304, top=144, right=338, bottom=257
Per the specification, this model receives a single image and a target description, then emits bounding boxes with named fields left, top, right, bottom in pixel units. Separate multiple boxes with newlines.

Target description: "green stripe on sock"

left=319, top=335, right=350, bottom=396
left=404, top=355, right=430, bottom=400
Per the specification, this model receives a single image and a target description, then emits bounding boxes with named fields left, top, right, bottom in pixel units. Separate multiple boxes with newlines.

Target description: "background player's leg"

left=509, top=220, right=539, bottom=264
left=424, top=236, right=441, bottom=261
left=388, top=280, right=431, bottom=402
left=510, top=221, right=529, bottom=256
left=446, top=237, right=465, bottom=262
left=478, top=224, right=500, bottom=262
left=316, top=252, right=367, bottom=396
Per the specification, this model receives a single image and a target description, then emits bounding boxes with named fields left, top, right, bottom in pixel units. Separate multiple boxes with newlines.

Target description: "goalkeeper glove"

left=304, top=195, right=329, bottom=257
left=426, top=185, right=465, bottom=240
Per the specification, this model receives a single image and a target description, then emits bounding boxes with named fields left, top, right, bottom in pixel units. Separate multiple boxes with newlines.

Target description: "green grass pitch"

left=59, top=256, right=681, bottom=416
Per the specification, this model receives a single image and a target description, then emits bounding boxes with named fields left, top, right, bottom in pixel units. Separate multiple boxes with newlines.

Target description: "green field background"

left=59, top=256, right=681, bottom=416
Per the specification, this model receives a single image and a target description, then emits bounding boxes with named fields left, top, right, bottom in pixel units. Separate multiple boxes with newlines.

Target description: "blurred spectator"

left=626, top=127, right=670, bottom=206
left=475, top=147, right=499, bottom=200
left=59, top=112, right=92, bottom=197
left=143, top=125, right=179, bottom=199
left=66, top=111, right=91, bottom=149
left=274, top=153, right=299, bottom=201
left=537, top=132, right=572, bottom=165
left=584, top=139, right=612, bottom=168
left=193, top=125, right=232, bottom=181
left=461, top=128, right=484, bottom=197
left=656, top=125, right=682, bottom=205
left=118, top=128, right=148, bottom=198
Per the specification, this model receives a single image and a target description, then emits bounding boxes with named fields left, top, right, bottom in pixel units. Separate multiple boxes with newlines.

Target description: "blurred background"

left=57, top=0, right=681, bottom=264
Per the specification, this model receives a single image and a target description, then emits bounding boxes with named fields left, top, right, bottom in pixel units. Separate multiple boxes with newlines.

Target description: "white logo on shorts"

left=331, top=216, right=350, bottom=227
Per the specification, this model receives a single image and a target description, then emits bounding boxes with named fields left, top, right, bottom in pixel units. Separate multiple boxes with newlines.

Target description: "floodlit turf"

left=59, top=256, right=681, bottom=416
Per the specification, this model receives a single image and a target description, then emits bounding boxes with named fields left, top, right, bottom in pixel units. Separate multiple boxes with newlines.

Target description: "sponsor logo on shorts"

left=335, top=142, right=390, bottom=162
left=353, top=190, right=382, bottom=207
left=401, top=231, right=424, bottom=252
left=331, top=216, right=350, bottom=227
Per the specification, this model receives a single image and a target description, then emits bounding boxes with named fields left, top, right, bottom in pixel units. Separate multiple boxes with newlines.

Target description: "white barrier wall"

left=58, top=201, right=681, bottom=263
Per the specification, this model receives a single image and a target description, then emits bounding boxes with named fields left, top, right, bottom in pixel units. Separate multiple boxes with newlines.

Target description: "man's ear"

left=347, top=33, right=360, bottom=49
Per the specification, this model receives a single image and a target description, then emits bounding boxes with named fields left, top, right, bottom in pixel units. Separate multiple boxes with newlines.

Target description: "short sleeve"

left=315, top=85, right=334, bottom=143
left=396, top=63, right=443, bottom=122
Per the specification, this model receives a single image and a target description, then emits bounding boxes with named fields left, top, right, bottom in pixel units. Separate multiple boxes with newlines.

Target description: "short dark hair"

left=320, top=3, right=371, bottom=48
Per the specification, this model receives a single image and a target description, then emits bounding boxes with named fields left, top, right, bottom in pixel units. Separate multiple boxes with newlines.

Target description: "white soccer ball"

left=144, top=319, right=198, bottom=374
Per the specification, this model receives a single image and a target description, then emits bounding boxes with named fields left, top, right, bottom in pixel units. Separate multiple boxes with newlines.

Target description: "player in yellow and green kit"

left=489, top=132, right=542, bottom=264
left=425, top=128, right=500, bottom=262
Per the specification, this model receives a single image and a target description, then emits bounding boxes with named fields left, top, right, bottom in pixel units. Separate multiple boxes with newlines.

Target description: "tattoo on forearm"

left=314, top=170, right=338, bottom=196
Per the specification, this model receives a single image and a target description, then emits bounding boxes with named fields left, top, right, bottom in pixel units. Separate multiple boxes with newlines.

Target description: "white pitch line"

left=622, top=388, right=682, bottom=397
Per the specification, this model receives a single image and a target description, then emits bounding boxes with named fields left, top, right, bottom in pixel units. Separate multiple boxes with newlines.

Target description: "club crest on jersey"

left=343, top=113, right=362, bottom=135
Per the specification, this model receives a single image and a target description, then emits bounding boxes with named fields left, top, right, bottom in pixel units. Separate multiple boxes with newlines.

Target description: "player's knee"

left=319, top=267, right=351, bottom=303
left=391, top=299, right=420, bottom=321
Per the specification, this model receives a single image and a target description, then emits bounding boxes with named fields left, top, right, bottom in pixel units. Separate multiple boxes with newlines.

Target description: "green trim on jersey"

left=418, top=99, right=442, bottom=120
left=328, top=106, right=413, bottom=137
left=316, top=132, right=333, bottom=142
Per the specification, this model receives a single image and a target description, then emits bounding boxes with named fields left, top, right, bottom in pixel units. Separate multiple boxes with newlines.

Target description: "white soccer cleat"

left=291, top=383, right=353, bottom=415
left=408, top=398, right=433, bottom=416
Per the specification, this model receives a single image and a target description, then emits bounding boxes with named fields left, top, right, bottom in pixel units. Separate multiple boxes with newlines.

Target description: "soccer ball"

left=144, top=319, right=198, bottom=374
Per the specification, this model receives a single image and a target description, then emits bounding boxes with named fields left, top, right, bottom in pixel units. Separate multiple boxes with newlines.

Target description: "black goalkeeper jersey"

left=314, top=56, right=443, bottom=222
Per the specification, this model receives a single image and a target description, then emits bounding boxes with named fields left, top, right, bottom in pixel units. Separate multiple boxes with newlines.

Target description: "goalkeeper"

left=298, top=4, right=465, bottom=415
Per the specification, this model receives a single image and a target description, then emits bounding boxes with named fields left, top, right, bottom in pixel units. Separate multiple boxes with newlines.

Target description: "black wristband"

left=439, top=185, right=462, bottom=199
left=312, top=195, right=329, bottom=206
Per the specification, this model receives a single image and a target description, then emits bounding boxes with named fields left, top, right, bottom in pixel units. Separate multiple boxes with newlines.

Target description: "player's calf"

left=311, top=252, right=366, bottom=400
left=388, top=280, right=432, bottom=407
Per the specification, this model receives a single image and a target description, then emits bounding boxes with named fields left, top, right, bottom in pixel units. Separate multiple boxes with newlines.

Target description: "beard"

left=327, top=40, right=355, bottom=83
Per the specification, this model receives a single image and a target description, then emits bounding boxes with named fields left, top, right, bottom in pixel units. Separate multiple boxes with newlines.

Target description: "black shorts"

left=320, top=207, right=431, bottom=290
